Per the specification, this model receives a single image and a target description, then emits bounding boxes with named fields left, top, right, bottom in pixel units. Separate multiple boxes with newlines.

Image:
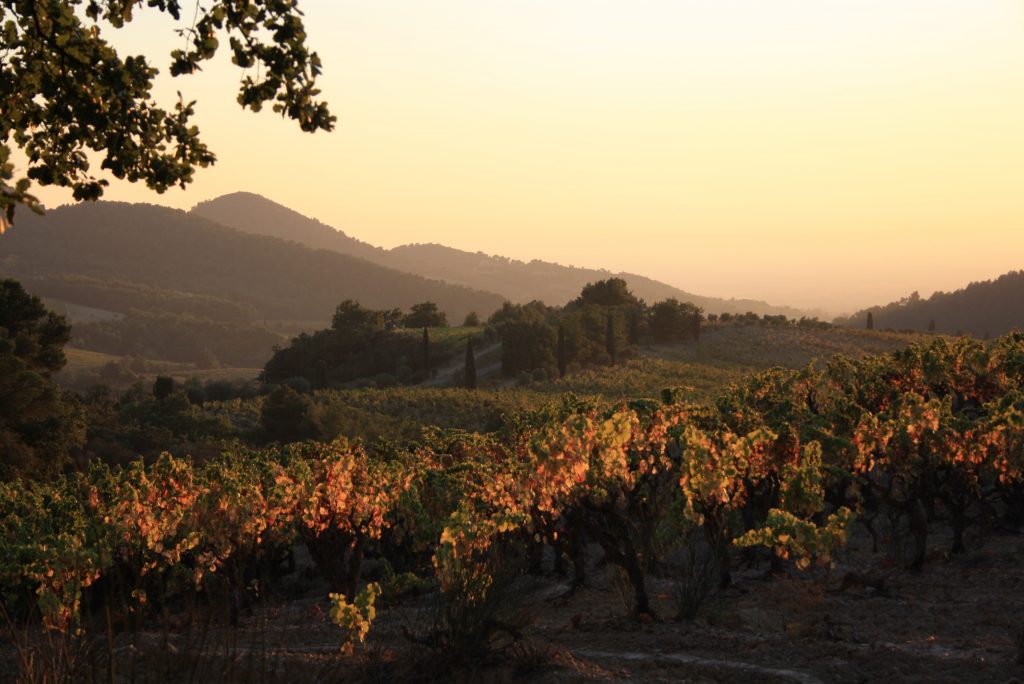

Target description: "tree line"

left=835, top=270, right=1024, bottom=338
left=489, top=278, right=704, bottom=379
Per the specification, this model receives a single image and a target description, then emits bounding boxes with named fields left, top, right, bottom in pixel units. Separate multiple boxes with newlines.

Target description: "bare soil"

left=8, top=522, right=1021, bottom=683
left=66, top=520, right=1019, bottom=684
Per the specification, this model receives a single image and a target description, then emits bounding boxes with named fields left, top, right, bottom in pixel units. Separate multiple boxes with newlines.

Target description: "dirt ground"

left=87, top=520, right=1021, bottom=684
left=7, top=523, right=1018, bottom=683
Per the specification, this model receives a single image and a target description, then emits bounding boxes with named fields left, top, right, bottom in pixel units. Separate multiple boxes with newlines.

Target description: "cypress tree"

left=606, top=313, right=616, bottom=366
left=422, top=327, right=430, bottom=376
left=928, top=319, right=936, bottom=333
left=465, top=337, right=477, bottom=389
left=557, top=324, right=567, bottom=378
left=866, top=312, right=874, bottom=330
left=153, top=376, right=174, bottom=401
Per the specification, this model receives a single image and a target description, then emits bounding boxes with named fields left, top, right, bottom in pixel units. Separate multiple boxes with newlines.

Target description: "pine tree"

left=557, top=325, right=568, bottom=378
left=867, top=312, right=874, bottom=330
left=465, top=338, right=477, bottom=389
left=606, top=314, right=616, bottom=366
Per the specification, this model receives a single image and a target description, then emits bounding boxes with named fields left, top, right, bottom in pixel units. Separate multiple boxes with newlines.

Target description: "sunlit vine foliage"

left=1, top=334, right=1022, bottom=648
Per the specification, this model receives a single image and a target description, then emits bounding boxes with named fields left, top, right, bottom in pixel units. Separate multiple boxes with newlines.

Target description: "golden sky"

left=25, top=1, right=1024, bottom=314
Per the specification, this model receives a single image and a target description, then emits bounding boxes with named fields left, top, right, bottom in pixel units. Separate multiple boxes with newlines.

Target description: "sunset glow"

left=26, top=0, right=1024, bottom=313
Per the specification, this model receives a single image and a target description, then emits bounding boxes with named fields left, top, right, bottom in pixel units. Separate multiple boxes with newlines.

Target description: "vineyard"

left=3, top=334, right=1024, bottom=681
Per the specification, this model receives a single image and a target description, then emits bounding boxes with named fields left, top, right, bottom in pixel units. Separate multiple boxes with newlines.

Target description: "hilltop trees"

left=264, top=301, right=452, bottom=388
left=404, top=302, right=448, bottom=329
left=492, top=279, right=710, bottom=378
left=574, top=278, right=642, bottom=308
left=835, top=273, right=1024, bottom=338
left=264, top=280, right=710, bottom=387
left=560, top=278, right=644, bottom=368
left=331, top=300, right=387, bottom=334
left=649, top=298, right=703, bottom=344
left=1, top=0, right=333, bottom=227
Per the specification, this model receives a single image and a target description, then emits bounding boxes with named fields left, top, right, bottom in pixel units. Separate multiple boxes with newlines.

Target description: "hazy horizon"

left=21, top=1, right=1024, bottom=315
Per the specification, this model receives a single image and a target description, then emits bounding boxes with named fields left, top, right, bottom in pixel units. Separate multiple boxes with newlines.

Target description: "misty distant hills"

left=834, top=271, right=1024, bottom=338
left=384, top=243, right=819, bottom=317
left=192, top=192, right=813, bottom=317
left=192, top=192, right=387, bottom=265
left=1, top=202, right=503, bottom=324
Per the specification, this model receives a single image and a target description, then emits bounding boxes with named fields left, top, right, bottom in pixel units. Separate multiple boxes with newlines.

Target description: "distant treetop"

left=573, top=278, right=642, bottom=309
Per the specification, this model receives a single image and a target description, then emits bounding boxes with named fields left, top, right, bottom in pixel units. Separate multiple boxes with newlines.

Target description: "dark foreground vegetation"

left=3, top=291, right=1024, bottom=680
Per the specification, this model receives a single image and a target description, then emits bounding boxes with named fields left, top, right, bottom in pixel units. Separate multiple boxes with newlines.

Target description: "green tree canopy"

left=0, top=277, right=71, bottom=371
left=0, top=0, right=334, bottom=227
left=403, top=301, right=448, bottom=329
left=498, top=319, right=555, bottom=377
left=259, top=384, right=317, bottom=444
left=0, top=279, right=84, bottom=478
left=331, top=300, right=386, bottom=335
left=649, top=298, right=703, bottom=344
left=487, top=300, right=553, bottom=327
left=573, top=278, right=642, bottom=309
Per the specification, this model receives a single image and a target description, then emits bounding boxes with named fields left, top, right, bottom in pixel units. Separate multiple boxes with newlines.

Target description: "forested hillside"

left=834, top=270, right=1024, bottom=337
left=192, top=191, right=386, bottom=263
left=1, top=202, right=503, bottom=323
left=192, top=192, right=815, bottom=317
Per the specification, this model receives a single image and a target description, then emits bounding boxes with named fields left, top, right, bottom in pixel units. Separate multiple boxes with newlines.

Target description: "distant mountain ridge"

left=0, top=202, right=505, bottom=325
left=833, top=271, right=1024, bottom=338
left=192, top=192, right=387, bottom=264
left=191, top=192, right=816, bottom=318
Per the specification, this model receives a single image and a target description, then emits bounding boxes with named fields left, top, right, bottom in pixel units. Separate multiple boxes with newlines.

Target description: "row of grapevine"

left=2, top=334, right=1022, bottom=651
